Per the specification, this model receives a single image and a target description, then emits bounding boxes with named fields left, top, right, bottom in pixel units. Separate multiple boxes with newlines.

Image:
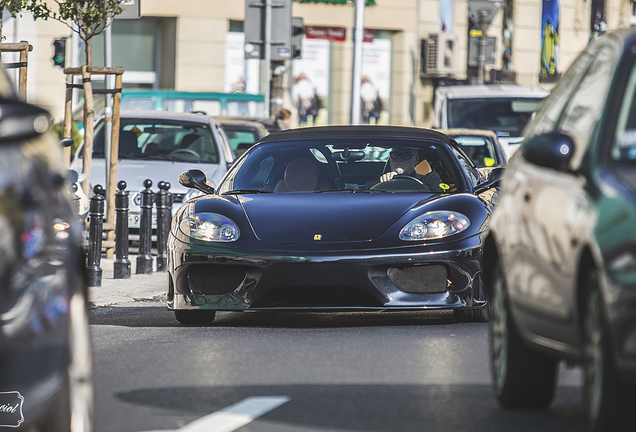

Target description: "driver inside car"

left=378, top=149, right=444, bottom=192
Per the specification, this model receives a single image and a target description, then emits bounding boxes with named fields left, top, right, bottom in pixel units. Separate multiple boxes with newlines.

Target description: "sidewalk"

left=88, top=254, right=168, bottom=308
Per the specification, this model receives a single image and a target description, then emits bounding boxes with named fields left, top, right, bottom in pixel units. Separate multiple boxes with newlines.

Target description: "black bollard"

left=87, top=185, right=105, bottom=287
left=136, top=179, right=154, bottom=274
left=155, top=181, right=173, bottom=272
left=114, top=181, right=131, bottom=279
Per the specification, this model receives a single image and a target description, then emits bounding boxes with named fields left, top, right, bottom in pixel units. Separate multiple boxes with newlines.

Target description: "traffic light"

left=52, top=39, right=66, bottom=68
left=292, top=17, right=304, bottom=59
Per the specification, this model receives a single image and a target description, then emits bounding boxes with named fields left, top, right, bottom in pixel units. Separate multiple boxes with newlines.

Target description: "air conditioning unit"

left=422, top=33, right=459, bottom=75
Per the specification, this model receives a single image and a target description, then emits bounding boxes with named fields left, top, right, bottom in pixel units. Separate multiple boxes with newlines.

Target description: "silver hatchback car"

left=71, top=111, right=235, bottom=233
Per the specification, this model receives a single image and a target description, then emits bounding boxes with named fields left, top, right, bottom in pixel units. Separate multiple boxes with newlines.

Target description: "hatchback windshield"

left=448, top=98, right=544, bottom=137
left=92, top=118, right=219, bottom=163
left=217, top=138, right=473, bottom=194
left=451, top=135, right=497, bottom=167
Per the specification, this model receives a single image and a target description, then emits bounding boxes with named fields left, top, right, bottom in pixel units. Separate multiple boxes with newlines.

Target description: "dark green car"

left=484, top=28, right=636, bottom=431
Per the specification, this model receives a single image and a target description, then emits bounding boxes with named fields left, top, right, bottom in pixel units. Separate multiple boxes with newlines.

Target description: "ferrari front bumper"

left=168, top=234, right=487, bottom=313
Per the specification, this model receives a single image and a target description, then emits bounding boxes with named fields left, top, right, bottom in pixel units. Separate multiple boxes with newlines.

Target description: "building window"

left=83, top=17, right=176, bottom=89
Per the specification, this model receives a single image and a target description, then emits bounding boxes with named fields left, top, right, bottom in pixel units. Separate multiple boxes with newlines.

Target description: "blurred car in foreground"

left=167, top=126, right=503, bottom=325
left=483, top=28, right=636, bottom=432
left=217, top=117, right=269, bottom=157
left=70, top=111, right=235, bottom=235
left=0, top=75, right=92, bottom=429
left=443, top=128, right=507, bottom=168
left=433, top=84, right=549, bottom=158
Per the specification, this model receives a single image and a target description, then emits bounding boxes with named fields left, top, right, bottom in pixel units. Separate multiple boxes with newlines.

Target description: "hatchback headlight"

left=179, top=213, right=240, bottom=242
left=399, top=211, right=470, bottom=241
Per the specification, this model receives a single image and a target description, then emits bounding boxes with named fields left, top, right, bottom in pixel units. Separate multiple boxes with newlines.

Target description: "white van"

left=433, top=84, right=549, bottom=157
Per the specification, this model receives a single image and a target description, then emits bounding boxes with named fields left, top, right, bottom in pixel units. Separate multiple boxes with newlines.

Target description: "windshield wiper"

left=222, top=189, right=273, bottom=195
left=316, top=187, right=359, bottom=193
left=316, top=188, right=390, bottom=193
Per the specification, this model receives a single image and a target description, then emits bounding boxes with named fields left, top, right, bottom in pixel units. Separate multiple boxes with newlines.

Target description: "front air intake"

left=387, top=265, right=448, bottom=293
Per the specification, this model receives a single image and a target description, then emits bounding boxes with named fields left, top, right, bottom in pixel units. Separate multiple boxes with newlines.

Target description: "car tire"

left=174, top=310, right=216, bottom=325
left=583, top=270, right=632, bottom=432
left=454, top=307, right=490, bottom=323
left=489, top=259, right=557, bottom=408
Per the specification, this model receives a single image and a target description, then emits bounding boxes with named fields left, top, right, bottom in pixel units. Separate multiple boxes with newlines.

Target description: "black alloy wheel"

left=489, top=258, right=557, bottom=408
left=582, top=269, right=632, bottom=432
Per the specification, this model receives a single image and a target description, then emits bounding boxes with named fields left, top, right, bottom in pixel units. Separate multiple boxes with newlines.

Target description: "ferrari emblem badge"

left=314, top=234, right=322, bottom=241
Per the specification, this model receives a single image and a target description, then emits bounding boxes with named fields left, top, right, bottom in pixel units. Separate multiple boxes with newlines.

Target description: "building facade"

left=1, top=0, right=634, bottom=127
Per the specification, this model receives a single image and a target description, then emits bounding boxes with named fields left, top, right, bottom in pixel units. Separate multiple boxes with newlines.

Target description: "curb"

left=88, top=255, right=168, bottom=308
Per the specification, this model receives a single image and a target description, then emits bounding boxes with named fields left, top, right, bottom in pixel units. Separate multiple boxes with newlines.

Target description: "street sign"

left=468, top=0, right=502, bottom=31
left=468, top=36, right=497, bottom=67
left=244, top=0, right=293, bottom=61
left=116, top=0, right=141, bottom=19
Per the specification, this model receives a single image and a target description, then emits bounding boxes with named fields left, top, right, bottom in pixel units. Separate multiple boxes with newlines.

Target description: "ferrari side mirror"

left=179, top=169, right=215, bottom=194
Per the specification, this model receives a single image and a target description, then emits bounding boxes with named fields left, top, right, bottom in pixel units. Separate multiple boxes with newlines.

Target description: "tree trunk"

left=81, top=65, right=95, bottom=197
left=85, top=37, right=92, bottom=66
left=0, top=6, right=4, bottom=42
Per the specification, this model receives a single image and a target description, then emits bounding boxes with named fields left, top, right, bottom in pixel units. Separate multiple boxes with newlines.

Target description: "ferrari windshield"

left=218, top=137, right=476, bottom=194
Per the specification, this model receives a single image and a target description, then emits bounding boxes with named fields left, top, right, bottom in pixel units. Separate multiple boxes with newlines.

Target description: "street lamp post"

left=350, top=0, right=365, bottom=125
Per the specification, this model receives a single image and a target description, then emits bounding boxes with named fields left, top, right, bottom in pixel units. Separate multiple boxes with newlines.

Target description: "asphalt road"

left=90, top=302, right=586, bottom=432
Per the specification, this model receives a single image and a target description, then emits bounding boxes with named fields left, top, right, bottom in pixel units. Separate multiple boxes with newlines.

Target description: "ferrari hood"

left=237, top=193, right=436, bottom=243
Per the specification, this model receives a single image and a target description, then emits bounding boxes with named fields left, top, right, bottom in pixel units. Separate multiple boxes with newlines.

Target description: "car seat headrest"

left=284, top=158, right=319, bottom=191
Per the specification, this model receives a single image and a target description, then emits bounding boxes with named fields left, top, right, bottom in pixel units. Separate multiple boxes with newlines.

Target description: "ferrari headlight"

left=179, top=213, right=240, bottom=242
left=399, top=211, right=470, bottom=241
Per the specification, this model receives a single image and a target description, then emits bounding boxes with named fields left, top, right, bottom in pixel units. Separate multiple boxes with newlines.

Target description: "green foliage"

left=1, top=0, right=29, bottom=16
left=27, top=0, right=122, bottom=65
left=0, top=0, right=31, bottom=40
left=50, top=120, right=82, bottom=154
left=27, top=0, right=122, bottom=42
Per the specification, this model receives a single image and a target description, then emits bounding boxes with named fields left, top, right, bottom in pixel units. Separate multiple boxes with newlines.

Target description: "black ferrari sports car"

left=167, top=126, right=502, bottom=324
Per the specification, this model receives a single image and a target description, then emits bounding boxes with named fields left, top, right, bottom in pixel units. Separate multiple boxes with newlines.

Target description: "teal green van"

left=119, top=90, right=265, bottom=117
left=73, top=90, right=265, bottom=126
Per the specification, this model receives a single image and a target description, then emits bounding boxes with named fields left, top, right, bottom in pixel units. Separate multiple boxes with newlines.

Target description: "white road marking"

left=142, top=396, right=290, bottom=432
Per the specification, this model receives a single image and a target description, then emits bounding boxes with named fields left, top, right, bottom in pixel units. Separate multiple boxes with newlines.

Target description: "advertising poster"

left=361, top=37, right=391, bottom=125
left=292, top=38, right=330, bottom=126
left=540, top=0, right=560, bottom=77
left=439, top=0, right=454, bottom=33
left=590, top=0, right=607, bottom=41
left=502, top=0, right=514, bottom=70
left=224, top=32, right=260, bottom=95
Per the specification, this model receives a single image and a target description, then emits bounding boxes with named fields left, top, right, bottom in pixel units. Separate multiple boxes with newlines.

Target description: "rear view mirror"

left=332, top=150, right=365, bottom=162
left=521, top=133, right=574, bottom=171
left=0, top=98, right=50, bottom=143
left=179, top=169, right=215, bottom=194
left=59, top=137, right=74, bottom=147
left=474, top=167, right=504, bottom=194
